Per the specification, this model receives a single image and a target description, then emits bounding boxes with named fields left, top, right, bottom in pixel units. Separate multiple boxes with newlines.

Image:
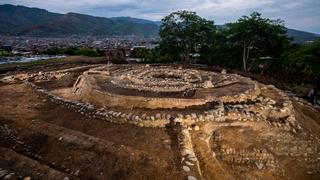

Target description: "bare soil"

left=1, top=58, right=320, bottom=180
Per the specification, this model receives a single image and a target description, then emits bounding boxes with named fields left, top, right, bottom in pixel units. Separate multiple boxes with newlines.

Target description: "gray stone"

left=3, top=173, right=14, bottom=180
left=183, top=166, right=190, bottom=172
left=174, top=118, right=182, bottom=123
left=155, top=113, right=161, bottom=119
left=203, top=80, right=214, bottom=88
left=74, top=170, right=80, bottom=176
left=188, top=176, right=198, bottom=180
left=0, top=170, right=8, bottom=178
left=255, top=162, right=264, bottom=170
left=177, top=114, right=184, bottom=118
left=141, top=113, right=147, bottom=119
left=193, top=125, right=200, bottom=131
left=126, top=113, right=132, bottom=120
left=191, top=113, right=197, bottom=119
left=185, top=161, right=194, bottom=166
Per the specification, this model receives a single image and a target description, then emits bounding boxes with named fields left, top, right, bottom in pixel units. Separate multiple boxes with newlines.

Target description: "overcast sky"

left=1, top=0, right=320, bottom=33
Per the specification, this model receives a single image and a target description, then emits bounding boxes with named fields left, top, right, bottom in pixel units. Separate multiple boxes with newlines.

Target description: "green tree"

left=131, top=47, right=148, bottom=59
left=0, top=50, right=11, bottom=57
left=286, top=40, right=320, bottom=82
left=159, top=10, right=215, bottom=63
left=199, top=29, right=241, bottom=68
left=75, top=48, right=100, bottom=57
left=227, top=12, right=290, bottom=72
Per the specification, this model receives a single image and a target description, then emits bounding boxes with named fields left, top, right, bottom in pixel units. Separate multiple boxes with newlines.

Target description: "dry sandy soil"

left=0, top=57, right=320, bottom=180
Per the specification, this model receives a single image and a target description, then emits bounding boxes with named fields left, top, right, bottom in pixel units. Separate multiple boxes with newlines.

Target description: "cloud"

left=1, top=0, right=319, bottom=33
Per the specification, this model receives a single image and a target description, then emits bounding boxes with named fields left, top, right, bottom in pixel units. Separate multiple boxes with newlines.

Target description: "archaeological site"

left=1, top=62, right=320, bottom=180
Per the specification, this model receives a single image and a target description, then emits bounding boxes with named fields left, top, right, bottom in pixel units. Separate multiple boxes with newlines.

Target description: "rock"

left=185, top=161, right=194, bottom=166
left=203, top=80, right=214, bottom=88
left=58, top=137, right=63, bottom=141
left=198, top=115, right=204, bottom=121
left=182, top=148, right=193, bottom=156
left=3, top=173, right=14, bottom=180
left=183, top=166, right=190, bottom=172
left=0, top=170, right=8, bottom=178
left=212, top=151, right=216, bottom=157
left=191, top=113, right=197, bottom=119
left=74, top=170, right=80, bottom=176
left=189, top=156, right=197, bottom=162
left=63, top=177, right=70, bottom=180
left=221, top=69, right=227, bottom=74
left=255, top=162, right=264, bottom=170
left=192, top=125, right=200, bottom=131
left=23, top=177, right=31, bottom=180
left=174, top=118, right=182, bottom=123
left=188, top=176, right=198, bottom=180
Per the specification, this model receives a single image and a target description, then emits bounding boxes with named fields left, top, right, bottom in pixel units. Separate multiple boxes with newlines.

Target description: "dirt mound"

left=1, top=62, right=320, bottom=179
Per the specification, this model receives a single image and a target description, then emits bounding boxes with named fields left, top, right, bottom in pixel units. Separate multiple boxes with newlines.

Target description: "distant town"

left=0, top=36, right=159, bottom=64
left=0, top=36, right=159, bottom=52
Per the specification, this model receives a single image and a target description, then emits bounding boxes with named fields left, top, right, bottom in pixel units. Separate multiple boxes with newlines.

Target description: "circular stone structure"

left=73, top=64, right=260, bottom=109
left=1, top=57, right=319, bottom=180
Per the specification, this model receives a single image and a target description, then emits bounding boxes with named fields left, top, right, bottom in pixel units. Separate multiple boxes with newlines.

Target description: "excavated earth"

left=0, top=62, right=320, bottom=180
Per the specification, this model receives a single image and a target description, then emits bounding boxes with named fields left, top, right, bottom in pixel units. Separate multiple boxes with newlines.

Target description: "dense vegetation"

left=146, top=11, right=320, bottom=87
left=42, top=48, right=102, bottom=57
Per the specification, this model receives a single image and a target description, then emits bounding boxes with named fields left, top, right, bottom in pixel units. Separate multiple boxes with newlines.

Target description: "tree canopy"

left=286, top=40, right=320, bottom=81
left=226, top=12, right=291, bottom=72
left=145, top=11, right=320, bottom=89
left=159, top=10, right=215, bottom=63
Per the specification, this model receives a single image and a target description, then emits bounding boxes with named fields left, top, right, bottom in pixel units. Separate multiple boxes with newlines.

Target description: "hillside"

left=0, top=4, right=319, bottom=43
left=286, top=28, right=320, bottom=44
left=0, top=4, right=159, bottom=37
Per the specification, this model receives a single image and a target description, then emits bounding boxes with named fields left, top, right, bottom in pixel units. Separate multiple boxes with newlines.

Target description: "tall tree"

left=286, top=40, right=320, bottom=81
left=159, top=10, right=215, bottom=63
left=227, top=12, right=290, bottom=72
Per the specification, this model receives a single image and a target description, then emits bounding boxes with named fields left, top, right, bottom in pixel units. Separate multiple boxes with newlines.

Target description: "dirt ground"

left=1, top=57, right=320, bottom=180
left=0, top=81, right=185, bottom=180
left=0, top=58, right=184, bottom=179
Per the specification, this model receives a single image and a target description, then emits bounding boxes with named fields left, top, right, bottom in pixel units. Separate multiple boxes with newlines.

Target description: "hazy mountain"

left=0, top=4, right=159, bottom=37
left=286, top=28, right=320, bottom=44
left=0, top=4, right=319, bottom=43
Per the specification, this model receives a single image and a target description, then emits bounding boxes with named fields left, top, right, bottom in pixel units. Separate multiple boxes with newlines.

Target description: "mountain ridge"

left=0, top=4, right=319, bottom=43
left=0, top=4, right=159, bottom=37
